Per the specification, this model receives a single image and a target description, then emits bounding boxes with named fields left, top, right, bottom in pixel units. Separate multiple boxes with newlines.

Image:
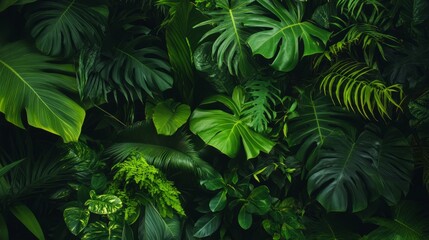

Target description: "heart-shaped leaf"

left=85, top=190, right=122, bottom=215
left=63, top=207, right=90, bottom=236
left=153, top=99, right=191, bottom=136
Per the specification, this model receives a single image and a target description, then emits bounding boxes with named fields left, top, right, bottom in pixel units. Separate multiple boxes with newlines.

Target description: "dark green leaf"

left=193, top=213, right=222, bottom=238
left=91, top=173, right=107, bottom=192
left=10, top=204, right=45, bottom=240
left=63, top=207, right=90, bottom=236
left=238, top=206, right=252, bottom=230
left=209, top=190, right=227, bottom=212
left=247, top=185, right=271, bottom=215
left=0, top=159, right=23, bottom=177
left=0, top=214, right=9, bottom=240
left=144, top=203, right=181, bottom=240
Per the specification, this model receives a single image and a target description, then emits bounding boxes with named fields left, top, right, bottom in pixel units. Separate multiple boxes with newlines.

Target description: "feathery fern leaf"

left=195, top=0, right=260, bottom=76
left=26, top=0, right=106, bottom=57
left=243, top=79, right=280, bottom=133
left=320, top=59, right=404, bottom=120
left=106, top=122, right=213, bottom=179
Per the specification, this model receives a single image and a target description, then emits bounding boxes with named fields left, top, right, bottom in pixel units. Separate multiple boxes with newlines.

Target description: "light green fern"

left=113, top=153, right=185, bottom=217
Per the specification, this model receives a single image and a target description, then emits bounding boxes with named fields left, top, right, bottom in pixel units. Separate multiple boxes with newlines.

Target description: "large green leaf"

left=307, top=125, right=413, bottom=212
left=63, top=207, right=90, bottom=236
left=246, top=0, right=331, bottom=72
left=152, top=99, right=191, bottom=136
left=82, top=221, right=122, bottom=240
left=0, top=41, right=85, bottom=142
left=26, top=0, right=106, bottom=57
left=195, top=0, right=260, bottom=76
left=143, top=203, right=181, bottom=240
left=190, top=87, right=275, bottom=159
left=287, top=91, right=353, bottom=168
left=193, top=213, right=222, bottom=238
left=364, top=202, right=429, bottom=240
left=10, top=204, right=45, bottom=240
left=85, top=190, right=122, bottom=215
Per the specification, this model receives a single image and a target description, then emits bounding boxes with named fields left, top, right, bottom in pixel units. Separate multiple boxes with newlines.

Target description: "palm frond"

left=106, top=122, right=213, bottom=180
left=320, top=59, right=404, bottom=120
left=195, top=0, right=261, bottom=76
left=336, top=0, right=382, bottom=19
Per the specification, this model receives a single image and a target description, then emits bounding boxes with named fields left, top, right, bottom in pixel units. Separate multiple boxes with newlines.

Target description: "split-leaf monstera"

left=0, top=41, right=85, bottom=142
left=246, top=0, right=331, bottom=72
left=190, top=86, right=275, bottom=159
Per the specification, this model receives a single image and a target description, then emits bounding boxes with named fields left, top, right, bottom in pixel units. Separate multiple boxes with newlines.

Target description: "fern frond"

left=242, top=79, right=281, bottom=133
left=113, top=153, right=185, bottom=217
left=320, top=59, right=404, bottom=120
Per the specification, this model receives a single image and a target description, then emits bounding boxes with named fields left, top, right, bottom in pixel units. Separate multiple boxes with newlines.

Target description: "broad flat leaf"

left=246, top=0, right=331, bottom=72
left=26, top=0, right=106, bottom=57
left=287, top=91, right=353, bottom=168
left=193, top=213, right=222, bottom=238
left=82, top=221, right=122, bottom=240
left=153, top=99, right=191, bottom=136
left=238, top=206, right=252, bottom=230
left=246, top=185, right=271, bottom=215
left=209, top=190, right=227, bottom=212
left=63, top=207, right=90, bottom=236
left=365, top=202, right=429, bottom=240
left=143, top=203, right=181, bottom=240
left=190, top=87, right=275, bottom=159
left=307, top=125, right=414, bottom=212
left=85, top=191, right=122, bottom=215
left=0, top=41, right=85, bottom=142
left=10, top=204, right=45, bottom=240
left=195, top=0, right=261, bottom=76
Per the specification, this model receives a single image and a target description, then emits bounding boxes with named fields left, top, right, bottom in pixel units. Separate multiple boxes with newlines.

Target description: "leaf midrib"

left=0, top=59, right=69, bottom=128
left=228, top=8, right=244, bottom=61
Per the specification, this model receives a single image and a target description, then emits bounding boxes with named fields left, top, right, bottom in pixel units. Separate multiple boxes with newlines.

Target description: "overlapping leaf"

left=246, top=0, right=331, bottom=72
left=0, top=41, right=85, bottom=142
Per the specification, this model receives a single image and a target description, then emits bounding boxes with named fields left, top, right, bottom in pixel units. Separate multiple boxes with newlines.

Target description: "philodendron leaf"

left=63, top=207, right=90, bottom=236
left=85, top=190, right=122, bottom=215
left=238, top=206, right=252, bottom=230
left=190, top=87, right=275, bottom=159
left=10, top=204, right=45, bottom=240
left=82, top=221, right=122, bottom=240
left=193, top=213, right=222, bottom=238
left=153, top=99, right=191, bottom=136
left=0, top=41, right=85, bottom=142
left=246, top=0, right=331, bottom=72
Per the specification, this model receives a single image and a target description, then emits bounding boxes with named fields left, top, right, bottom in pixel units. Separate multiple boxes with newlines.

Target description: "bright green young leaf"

left=238, top=206, right=252, bottom=230
left=195, top=0, right=261, bottom=76
left=209, top=190, right=227, bottom=212
left=153, top=99, right=191, bottom=136
left=10, top=204, right=45, bottom=240
left=85, top=191, right=122, bottom=215
left=190, top=87, right=275, bottom=159
left=63, top=207, right=90, bottom=236
left=26, top=0, right=106, bottom=57
left=193, top=213, right=222, bottom=238
left=246, top=0, right=331, bottom=72
left=82, top=221, right=122, bottom=240
left=0, top=41, right=85, bottom=142
left=143, top=203, right=181, bottom=240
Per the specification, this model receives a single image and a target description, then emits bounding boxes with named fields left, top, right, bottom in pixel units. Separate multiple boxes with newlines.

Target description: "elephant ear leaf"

left=0, top=41, right=85, bottom=142
left=246, top=0, right=331, bottom=72
left=26, top=0, right=106, bottom=57
left=190, top=87, right=275, bottom=159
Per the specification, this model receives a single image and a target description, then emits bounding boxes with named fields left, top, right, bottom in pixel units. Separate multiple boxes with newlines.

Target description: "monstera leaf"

left=287, top=91, right=353, bottom=168
left=195, top=0, right=261, bottom=76
left=246, top=0, right=331, bottom=72
left=26, top=0, right=106, bottom=57
left=0, top=41, right=85, bottom=142
left=190, top=87, right=275, bottom=159
left=307, top=125, right=413, bottom=212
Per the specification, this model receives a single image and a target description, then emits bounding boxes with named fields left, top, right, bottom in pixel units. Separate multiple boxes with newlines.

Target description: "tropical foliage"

left=0, top=0, right=428, bottom=239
